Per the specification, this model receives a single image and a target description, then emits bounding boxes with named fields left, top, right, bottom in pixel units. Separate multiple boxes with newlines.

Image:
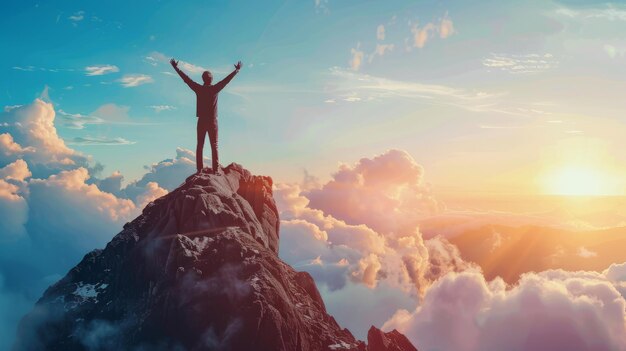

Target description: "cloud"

left=325, top=67, right=542, bottom=117
left=58, top=104, right=151, bottom=130
left=0, top=159, right=31, bottom=182
left=368, top=44, right=395, bottom=64
left=305, top=149, right=440, bottom=234
left=0, top=177, right=28, bottom=242
left=604, top=44, right=626, bottom=59
left=384, top=267, right=626, bottom=351
left=12, top=66, right=74, bottom=73
left=4, top=105, right=23, bottom=112
left=135, top=181, right=168, bottom=209
left=29, top=167, right=136, bottom=224
left=12, top=66, right=35, bottom=72
left=578, top=246, right=598, bottom=258
left=0, top=100, right=90, bottom=176
left=350, top=44, right=364, bottom=71
left=85, top=65, right=119, bottom=76
left=314, top=0, right=329, bottom=13
left=277, top=150, right=472, bottom=297
left=412, top=23, right=435, bottom=49
left=68, top=11, right=85, bottom=22
left=482, top=53, right=558, bottom=74
left=57, top=110, right=104, bottom=130
left=410, top=13, right=456, bottom=49
left=68, top=136, right=136, bottom=146
left=439, top=13, right=455, bottom=38
left=118, top=74, right=154, bottom=87
left=145, top=51, right=211, bottom=74
left=96, top=171, right=124, bottom=195
left=358, top=23, right=396, bottom=67
left=0, top=273, right=32, bottom=350
left=93, top=103, right=130, bottom=122
left=178, top=61, right=209, bottom=74
left=0, top=133, right=35, bottom=160
left=555, top=6, right=626, bottom=22
left=148, top=105, right=176, bottom=113
left=604, top=262, right=626, bottom=297
left=377, top=25, right=385, bottom=40
left=328, top=67, right=495, bottom=103
left=122, top=147, right=207, bottom=200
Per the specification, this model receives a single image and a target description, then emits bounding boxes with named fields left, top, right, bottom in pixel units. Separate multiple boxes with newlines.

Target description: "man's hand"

left=234, top=61, right=242, bottom=71
left=170, top=58, right=179, bottom=68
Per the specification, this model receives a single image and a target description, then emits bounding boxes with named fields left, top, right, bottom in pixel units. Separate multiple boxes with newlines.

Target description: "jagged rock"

left=14, top=163, right=417, bottom=351
left=367, top=326, right=418, bottom=351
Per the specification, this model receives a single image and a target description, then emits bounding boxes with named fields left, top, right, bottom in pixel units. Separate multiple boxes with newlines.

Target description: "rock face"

left=367, top=326, right=418, bottom=351
left=14, top=164, right=418, bottom=351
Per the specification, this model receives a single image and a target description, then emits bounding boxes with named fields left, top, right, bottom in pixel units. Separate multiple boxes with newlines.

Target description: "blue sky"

left=6, top=0, right=626, bottom=194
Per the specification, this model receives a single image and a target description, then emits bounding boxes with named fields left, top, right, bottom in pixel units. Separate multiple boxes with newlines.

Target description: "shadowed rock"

left=367, top=326, right=418, bottom=351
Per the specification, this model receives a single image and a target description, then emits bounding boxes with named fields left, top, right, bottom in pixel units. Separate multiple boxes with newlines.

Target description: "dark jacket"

left=177, top=69, right=237, bottom=119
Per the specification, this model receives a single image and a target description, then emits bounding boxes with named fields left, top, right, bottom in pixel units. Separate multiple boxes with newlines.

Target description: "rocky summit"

left=14, top=163, right=418, bottom=351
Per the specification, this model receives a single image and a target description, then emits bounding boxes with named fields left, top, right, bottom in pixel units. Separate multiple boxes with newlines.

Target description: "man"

left=170, top=58, right=242, bottom=174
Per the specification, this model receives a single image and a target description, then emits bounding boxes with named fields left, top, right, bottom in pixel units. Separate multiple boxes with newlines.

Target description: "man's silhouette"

left=170, top=58, right=242, bottom=174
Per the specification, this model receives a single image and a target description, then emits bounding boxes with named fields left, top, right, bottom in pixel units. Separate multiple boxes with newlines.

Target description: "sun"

left=544, top=166, right=620, bottom=196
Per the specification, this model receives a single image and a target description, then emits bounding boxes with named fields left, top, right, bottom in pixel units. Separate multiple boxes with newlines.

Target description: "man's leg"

left=208, top=118, right=219, bottom=173
left=196, top=119, right=207, bottom=173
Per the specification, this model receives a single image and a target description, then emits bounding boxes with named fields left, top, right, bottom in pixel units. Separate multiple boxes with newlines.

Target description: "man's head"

left=202, top=71, right=213, bottom=85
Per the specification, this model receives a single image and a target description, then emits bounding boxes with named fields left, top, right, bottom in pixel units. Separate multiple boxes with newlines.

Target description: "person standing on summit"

left=170, top=58, right=242, bottom=174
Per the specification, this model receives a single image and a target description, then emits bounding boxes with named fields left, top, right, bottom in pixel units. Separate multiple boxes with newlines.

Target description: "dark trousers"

left=196, top=117, right=218, bottom=172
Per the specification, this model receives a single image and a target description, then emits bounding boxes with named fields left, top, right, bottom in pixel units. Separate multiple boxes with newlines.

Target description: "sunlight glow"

left=544, top=166, right=620, bottom=196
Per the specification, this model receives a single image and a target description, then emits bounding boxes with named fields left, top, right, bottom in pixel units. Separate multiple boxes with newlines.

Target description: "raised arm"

left=214, top=61, right=242, bottom=92
left=170, top=58, right=200, bottom=91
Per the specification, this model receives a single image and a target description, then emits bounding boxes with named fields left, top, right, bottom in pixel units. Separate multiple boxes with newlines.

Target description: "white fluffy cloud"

left=384, top=267, right=626, bottom=351
left=0, top=159, right=31, bottom=181
left=30, top=167, right=135, bottom=222
left=85, top=65, right=119, bottom=76
left=118, top=74, right=154, bottom=87
left=305, top=149, right=440, bottom=234
left=0, top=100, right=92, bottom=177
left=0, top=133, right=34, bottom=160
left=122, top=147, right=203, bottom=200
left=604, top=262, right=626, bottom=298
left=57, top=109, right=104, bottom=130
left=277, top=150, right=466, bottom=293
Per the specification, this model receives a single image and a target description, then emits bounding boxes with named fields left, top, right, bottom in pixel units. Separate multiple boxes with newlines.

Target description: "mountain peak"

left=14, top=163, right=417, bottom=351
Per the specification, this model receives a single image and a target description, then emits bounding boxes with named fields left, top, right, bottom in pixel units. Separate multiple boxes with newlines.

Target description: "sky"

left=2, top=1, right=626, bottom=350
left=3, top=0, right=626, bottom=195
